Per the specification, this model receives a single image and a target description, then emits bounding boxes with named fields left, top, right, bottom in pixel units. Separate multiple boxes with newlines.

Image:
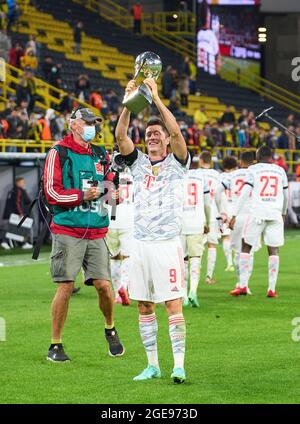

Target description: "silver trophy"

left=122, top=51, right=162, bottom=114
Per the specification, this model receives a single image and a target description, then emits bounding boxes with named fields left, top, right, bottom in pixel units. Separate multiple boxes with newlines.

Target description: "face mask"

left=82, top=125, right=95, bottom=142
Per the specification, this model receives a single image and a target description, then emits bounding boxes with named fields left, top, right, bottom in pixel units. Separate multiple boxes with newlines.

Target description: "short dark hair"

left=257, top=145, right=272, bottom=162
left=240, top=151, right=254, bottom=165
left=145, top=117, right=168, bottom=135
left=199, top=151, right=212, bottom=164
left=222, top=156, right=238, bottom=171
left=15, top=177, right=24, bottom=184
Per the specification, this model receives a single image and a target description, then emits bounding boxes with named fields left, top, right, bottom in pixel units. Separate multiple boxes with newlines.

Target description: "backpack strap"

left=55, top=145, right=74, bottom=188
left=32, top=212, right=52, bottom=260
left=90, top=144, right=107, bottom=161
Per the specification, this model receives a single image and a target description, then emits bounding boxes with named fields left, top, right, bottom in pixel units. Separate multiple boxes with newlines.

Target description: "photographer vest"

left=52, top=144, right=110, bottom=229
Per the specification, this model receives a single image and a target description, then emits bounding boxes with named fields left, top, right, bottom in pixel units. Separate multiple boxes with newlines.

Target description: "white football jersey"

left=182, top=169, right=209, bottom=234
left=221, top=168, right=251, bottom=215
left=201, top=168, right=220, bottom=221
left=108, top=171, right=134, bottom=230
left=220, top=171, right=235, bottom=216
left=129, top=150, right=190, bottom=241
left=244, top=163, right=288, bottom=220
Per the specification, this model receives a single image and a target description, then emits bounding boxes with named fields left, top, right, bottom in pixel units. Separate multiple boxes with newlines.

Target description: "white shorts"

left=128, top=237, right=185, bottom=303
left=181, top=234, right=206, bottom=258
left=106, top=228, right=133, bottom=257
left=243, top=216, right=284, bottom=248
left=231, top=215, right=260, bottom=253
left=206, top=220, right=221, bottom=245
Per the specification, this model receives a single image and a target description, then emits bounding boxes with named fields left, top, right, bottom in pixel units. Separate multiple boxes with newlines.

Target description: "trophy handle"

left=133, top=58, right=146, bottom=80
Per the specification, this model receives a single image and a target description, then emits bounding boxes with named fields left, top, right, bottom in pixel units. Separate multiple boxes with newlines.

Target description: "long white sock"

left=268, top=255, right=279, bottom=292
left=249, top=254, right=254, bottom=280
left=223, top=238, right=233, bottom=267
left=239, top=252, right=251, bottom=288
left=189, top=257, right=200, bottom=297
left=110, top=259, right=121, bottom=294
left=207, top=247, right=217, bottom=278
left=120, top=257, right=130, bottom=290
left=168, top=314, right=186, bottom=369
left=184, top=260, right=188, bottom=298
left=139, top=314, right=159, bottom=367
left=234, top=252, right=240, bottom=285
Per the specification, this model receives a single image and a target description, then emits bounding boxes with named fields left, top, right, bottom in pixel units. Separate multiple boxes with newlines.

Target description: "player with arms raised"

left=229, top=146, right=288, bottom=297
left=115, top=78, right=190, bottom=383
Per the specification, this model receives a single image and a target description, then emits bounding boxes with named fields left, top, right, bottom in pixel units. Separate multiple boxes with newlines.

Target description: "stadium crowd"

left=1, top=34, right=300, bottom=173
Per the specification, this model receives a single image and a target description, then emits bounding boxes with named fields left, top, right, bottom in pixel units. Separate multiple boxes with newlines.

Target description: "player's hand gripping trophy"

left=122, top=51, right=162, bottom=114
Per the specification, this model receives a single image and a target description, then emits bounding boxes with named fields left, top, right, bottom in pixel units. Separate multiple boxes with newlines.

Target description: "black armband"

left=121, top=148, right=138, bottom=166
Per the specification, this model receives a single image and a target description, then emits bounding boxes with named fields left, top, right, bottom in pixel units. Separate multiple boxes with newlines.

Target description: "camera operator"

left=43, top=107, right=125, bottom=362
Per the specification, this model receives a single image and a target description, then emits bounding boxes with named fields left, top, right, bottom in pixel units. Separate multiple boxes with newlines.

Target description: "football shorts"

left=128, top=237, right=185, bottom=303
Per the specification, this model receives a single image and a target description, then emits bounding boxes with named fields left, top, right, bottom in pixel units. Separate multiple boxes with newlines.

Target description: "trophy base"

left=122, top=83, right=152, bottom=114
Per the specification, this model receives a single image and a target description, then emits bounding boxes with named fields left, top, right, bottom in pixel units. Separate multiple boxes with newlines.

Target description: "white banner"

left=288, top=182, right=300, bottom=224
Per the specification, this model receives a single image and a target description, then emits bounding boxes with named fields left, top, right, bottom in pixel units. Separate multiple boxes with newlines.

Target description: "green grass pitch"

left=0, top=231, right=300, bottom=404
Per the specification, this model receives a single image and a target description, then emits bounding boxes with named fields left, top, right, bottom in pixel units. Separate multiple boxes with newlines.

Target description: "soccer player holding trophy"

left=116, top=52, right=190, bottom=383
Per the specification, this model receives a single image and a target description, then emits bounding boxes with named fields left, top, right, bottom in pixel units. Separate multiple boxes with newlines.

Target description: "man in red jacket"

left=44, top=107, right=125, bottom=362
left=131, top=2, right=143, bottom=34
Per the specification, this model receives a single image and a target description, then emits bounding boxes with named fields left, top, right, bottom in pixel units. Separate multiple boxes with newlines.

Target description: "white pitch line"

left=0, top=253, right=50, bottom=268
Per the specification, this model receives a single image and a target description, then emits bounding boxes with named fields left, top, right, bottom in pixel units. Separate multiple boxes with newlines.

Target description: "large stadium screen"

left=196, top=1, right=261, bottom=74
left=206, top=1, right=261, bottom=4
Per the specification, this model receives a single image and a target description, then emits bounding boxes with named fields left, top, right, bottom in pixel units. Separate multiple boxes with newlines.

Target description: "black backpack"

left=18, top=144, right=108, bottom=260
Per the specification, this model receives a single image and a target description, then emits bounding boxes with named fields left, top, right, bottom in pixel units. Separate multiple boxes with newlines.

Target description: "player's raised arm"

left=143, top=78, right=188, bottom=162
left=115, top=80, right=136, bottom=156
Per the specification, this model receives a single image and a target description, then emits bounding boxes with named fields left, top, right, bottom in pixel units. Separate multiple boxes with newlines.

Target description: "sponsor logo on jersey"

left=95, top=162, right=103, bottom=174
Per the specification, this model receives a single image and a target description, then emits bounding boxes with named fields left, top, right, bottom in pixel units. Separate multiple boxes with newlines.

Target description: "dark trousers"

left=134, top=19, right=141, bottom=34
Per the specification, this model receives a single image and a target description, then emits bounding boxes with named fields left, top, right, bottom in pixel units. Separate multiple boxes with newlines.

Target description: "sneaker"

left=267, top=289, right=278, bottom=298
left=188, top=293, right=200, bottom=307
left=47, top=344, right=71, bottom=362
left=21, top=242, right=33, bottom=250
left=225, top=265, right=235, bottom=272
left=115, top=296, right=122, bottom=304
left=171, top=367, right=186, bottom=384
left=105, top=327, right=125, bottom=357
left=133, top=365, right=161, bottom=381
left=72, top=287, right=81, bottom=295
left=229, top=287, right=248, bottom=296
left=206, top=276, right=215, bottom=285
left=118, top=287, right=131, bottom=306
left=235, top=284, right=252, bottom=295
left=1, top=242, right=11, bottom=250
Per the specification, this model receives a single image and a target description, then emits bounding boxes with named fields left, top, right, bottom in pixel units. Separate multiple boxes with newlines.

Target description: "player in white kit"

left=215, top=151, right=255, bottom=292
left=116, top=78, right=189, bottom=384
left=106, top=169, right=134, bottom=306
left=199, top=151, right=221, bottom=284
left=219, top=156, right=239, bottom=272
left=229, top=146, right=288, bottom=297
left=181, top=168, right=211, bottom=307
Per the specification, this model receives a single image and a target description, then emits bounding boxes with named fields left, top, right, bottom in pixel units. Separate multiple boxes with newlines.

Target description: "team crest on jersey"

left=95, top=161, right=104, bottom=174
left=152, top=165, right=160, bottom=176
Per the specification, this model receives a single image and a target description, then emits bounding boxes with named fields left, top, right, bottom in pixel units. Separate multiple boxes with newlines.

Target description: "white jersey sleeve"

left=201, top=168, right=220, bottom=222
